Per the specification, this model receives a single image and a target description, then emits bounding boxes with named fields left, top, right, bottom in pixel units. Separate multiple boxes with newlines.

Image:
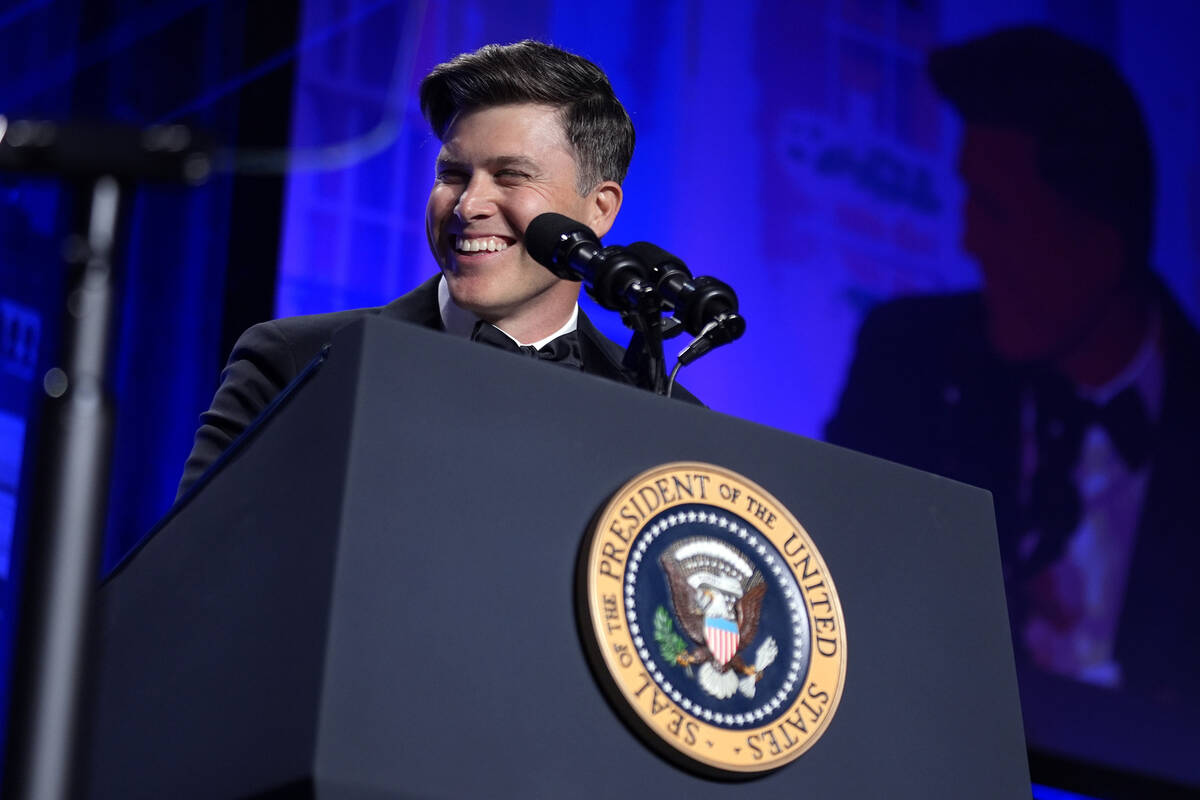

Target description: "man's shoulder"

left=846, top=290, right=990, bottom=373
left=239, top=276, right=443, bottom=368
left=268, top=276, right=441, bottom=337
left=262, top=305, right=384, bottom=338
left=831, top=290, right=996, bottom=410
left=857, top=291, right=986, bottom=345
left=1157, top=275, right=1200, bottom=360
left=236, top=306, right=384, bottom=372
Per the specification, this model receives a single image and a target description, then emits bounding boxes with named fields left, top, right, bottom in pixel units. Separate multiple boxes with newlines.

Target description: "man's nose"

left=454, top=174, right=495, bottom=220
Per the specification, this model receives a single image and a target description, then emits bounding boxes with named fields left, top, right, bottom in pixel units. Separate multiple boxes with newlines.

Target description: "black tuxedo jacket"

left=179, top=275, right=700, bottom=496
left=824, top=284, right=1200, bottom=708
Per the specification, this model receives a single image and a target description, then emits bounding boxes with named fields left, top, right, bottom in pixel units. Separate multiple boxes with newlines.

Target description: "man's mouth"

left=454, top=235, right=513, bottom=254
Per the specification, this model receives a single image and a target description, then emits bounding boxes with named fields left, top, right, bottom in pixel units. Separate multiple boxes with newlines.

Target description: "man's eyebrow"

left=488, top=155, right=540, bottom=171
left=435, top=154, right=542, bottom=170
left=435, top=154, right=467, bottom=169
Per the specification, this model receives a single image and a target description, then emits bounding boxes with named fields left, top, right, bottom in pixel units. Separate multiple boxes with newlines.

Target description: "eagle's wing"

left=660, top=554, right=707, bottom=644
left=735, top=573, right=767, bottom=649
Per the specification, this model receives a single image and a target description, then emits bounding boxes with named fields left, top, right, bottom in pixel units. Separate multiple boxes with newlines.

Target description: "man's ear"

left=585, top=181, right=623, bottom=238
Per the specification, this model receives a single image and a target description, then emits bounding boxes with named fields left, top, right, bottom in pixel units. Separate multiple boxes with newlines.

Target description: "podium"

left=85, top=317, right=1029, bottom=798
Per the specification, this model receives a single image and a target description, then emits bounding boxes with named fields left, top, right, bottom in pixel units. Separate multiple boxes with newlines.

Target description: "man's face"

left=426, top=103, right=617, bottom=326
left=958, top=124, right=1126, bottom=363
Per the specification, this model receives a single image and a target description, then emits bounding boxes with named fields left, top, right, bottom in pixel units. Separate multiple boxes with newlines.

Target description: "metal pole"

left=3, top=176, right=123, bottom=800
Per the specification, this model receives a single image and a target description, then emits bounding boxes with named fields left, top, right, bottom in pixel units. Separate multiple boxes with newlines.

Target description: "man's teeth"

left=455, top=236, right=509, bottom=253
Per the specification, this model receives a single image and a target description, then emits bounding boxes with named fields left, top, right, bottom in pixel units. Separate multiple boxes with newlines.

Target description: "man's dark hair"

left=419, top=40, right=635, bottom=193
left=930, top=26, right=1155, bottom=266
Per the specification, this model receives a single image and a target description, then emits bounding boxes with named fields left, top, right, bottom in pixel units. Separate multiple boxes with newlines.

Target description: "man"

left=177, top=40, right=698, bottom=497
left=824, top=27, right=1199, bottom=709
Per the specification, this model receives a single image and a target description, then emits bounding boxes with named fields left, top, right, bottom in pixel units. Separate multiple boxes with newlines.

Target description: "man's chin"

left=985, top=313, right=1056, bottom=364
left=443, top=278, right=518, bottom=321
left=448, top=291, right=503, bottom=319
left=442, top=267, right=578, bottom=331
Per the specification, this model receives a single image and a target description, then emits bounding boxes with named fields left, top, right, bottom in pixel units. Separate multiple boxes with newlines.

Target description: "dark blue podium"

left=85, top=317, right=1029, bottom=798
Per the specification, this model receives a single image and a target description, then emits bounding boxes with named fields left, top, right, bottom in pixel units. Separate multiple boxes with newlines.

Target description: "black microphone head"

left=524, top=212, right=599, bottom=279
left=626, top=240, right=693, bottom=312
left=626, top=241, right=691, bottom=277
left=674, top=275, right=739, bottom=336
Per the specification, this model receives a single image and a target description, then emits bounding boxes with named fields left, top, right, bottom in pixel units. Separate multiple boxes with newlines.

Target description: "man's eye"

left=437, top=169, right=467, bottom=183
left=496, top=169, right=528, bottom=181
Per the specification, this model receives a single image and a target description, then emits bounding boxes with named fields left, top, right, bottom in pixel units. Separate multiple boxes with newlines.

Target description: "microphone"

left=524, top=213, right=654, bottom=311
left=624, top=241, right=693, bottom=327
left=624, top=242, right=745, bottom=338
left=526, top=214, right=746, bottom=370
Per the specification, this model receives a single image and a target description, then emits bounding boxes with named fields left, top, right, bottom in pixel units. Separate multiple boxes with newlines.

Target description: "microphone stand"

left=0, top=117, right=210, bottom=800
left=618, top=284, right=672, bottom=396
left=4, top=176, right=123, bottom=800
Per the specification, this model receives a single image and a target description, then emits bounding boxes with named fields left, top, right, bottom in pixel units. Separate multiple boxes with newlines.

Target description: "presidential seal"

left=580, top=462, right=847, bottom=776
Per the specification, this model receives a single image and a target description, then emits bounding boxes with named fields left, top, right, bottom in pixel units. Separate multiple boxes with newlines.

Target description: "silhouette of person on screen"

left=825, top=26, right=1200, bottom=709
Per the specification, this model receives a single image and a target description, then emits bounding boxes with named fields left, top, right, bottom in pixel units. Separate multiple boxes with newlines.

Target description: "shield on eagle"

left=704, top=616, right=740, bottom=666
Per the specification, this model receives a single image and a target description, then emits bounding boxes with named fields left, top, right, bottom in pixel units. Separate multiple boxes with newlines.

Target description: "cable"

left=667, top=360, right=683, bottom=399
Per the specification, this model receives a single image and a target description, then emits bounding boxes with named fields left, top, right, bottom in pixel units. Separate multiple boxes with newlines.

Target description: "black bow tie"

left=1034, top=376, right=1154, bottom=471
left=1021, top=372, right=1155, bottom=575
left=470, top=321, right=583, bottom=370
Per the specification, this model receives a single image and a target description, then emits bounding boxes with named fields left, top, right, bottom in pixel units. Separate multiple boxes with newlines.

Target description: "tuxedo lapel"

left=576, top=309, right=633, bottom=383
left=1114, top=290, right=1200, bottom=697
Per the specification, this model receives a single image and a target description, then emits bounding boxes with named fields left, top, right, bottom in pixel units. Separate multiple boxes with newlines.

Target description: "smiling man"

left=422, top=45, right=627, bottom=345
left=177, top=41, right=698, bottom=497
left=426, top=103, right=617, bottom=343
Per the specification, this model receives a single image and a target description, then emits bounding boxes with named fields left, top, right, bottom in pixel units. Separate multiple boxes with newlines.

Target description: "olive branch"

left=654, top=606, right=689, bottom=667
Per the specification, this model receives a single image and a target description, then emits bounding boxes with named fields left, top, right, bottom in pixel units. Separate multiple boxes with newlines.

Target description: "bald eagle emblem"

left=658, top=537, right=779, bottom=700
